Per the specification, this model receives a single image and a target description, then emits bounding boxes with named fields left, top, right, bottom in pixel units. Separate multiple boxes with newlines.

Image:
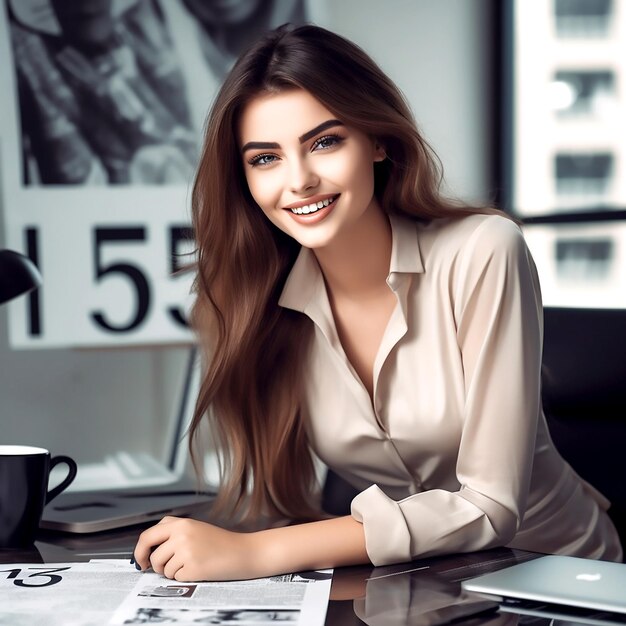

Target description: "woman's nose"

left=288, top=158, right=319, bottom=194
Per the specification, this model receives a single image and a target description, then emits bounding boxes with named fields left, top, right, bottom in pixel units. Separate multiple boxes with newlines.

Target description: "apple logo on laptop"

left=576, top=573, right=602, bottom=582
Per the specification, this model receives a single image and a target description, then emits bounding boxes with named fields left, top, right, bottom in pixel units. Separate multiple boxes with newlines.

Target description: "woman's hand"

left=133, top=516, right=260, bottom=582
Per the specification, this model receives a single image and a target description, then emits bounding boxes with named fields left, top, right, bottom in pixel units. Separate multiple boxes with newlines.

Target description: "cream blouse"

left=278, top=213, right=622, bottom=566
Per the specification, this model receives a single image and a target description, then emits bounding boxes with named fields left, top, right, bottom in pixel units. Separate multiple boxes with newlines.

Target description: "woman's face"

left=238, top=89, right=385, bottom=251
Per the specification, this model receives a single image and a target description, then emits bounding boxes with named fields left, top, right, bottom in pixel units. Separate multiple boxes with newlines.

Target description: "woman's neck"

left=313, top=205, right=392, bottom=299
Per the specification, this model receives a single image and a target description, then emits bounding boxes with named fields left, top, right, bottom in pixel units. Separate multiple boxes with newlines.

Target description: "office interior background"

left=1, top=0, right=624, bottom=489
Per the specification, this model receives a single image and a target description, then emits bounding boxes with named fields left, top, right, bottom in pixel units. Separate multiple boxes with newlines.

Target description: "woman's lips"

left=285, top=194, right=338, bottom=215
left=284, top=194, right=339, bottom=223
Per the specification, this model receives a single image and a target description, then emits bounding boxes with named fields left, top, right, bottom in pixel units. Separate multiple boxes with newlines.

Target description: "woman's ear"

left=373, top=141, right=387, bottom=162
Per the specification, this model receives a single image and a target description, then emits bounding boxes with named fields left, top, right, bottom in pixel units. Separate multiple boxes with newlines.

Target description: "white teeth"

left=291, top=196, right=336, bottom=215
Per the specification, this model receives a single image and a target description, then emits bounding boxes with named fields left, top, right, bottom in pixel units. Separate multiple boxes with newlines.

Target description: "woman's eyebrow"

left=241, top=140, right=280, bottom=153
left=298, top=119, right=344, bottom=143
left=241, top=119, right=344, bottom=153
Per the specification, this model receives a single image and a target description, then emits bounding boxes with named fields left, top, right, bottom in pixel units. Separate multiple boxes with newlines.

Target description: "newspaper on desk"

left=0, top=559, right=332, bottom=625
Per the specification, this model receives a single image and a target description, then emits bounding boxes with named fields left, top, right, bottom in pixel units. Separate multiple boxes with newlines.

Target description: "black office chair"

left=542, top=307, right=626, bottom=553
left=321, top=469, right=357, bottom=517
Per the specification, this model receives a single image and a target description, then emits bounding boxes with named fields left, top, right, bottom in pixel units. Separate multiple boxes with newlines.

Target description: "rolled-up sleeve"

left=351, top=218, right=543, bottom=566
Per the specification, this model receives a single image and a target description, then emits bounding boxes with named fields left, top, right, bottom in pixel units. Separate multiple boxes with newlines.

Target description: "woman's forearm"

left=251, top=515, right=370, bottom=575
left=134, top=514, right=370, bottom=581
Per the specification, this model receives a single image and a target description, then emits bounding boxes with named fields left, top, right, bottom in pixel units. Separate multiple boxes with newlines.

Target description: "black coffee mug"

left=0, top=445, right=77, bottom=549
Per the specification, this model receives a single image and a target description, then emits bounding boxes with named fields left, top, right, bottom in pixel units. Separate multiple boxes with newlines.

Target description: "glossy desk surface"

left=0, top=526, right=585, bottom=625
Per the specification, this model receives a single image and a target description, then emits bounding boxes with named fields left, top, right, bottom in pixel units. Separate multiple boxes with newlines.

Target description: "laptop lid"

left=462, top=555, right=626, bottom=614
left=41, top=347, right=216, bottom=533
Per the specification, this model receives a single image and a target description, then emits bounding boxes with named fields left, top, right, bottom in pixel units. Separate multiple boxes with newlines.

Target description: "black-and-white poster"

left=0, top=0, right=318, bottom=347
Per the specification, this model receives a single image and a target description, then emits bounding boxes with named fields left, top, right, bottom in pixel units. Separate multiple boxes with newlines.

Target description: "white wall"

left=0, top=1, right=493, bottom=464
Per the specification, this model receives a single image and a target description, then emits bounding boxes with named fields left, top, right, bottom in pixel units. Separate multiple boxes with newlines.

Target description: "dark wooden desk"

left=1, top=527, right=549, bottom=625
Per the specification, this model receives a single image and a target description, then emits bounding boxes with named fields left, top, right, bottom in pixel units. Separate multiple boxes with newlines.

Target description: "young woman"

left=133, top=24, right=622, bottom=581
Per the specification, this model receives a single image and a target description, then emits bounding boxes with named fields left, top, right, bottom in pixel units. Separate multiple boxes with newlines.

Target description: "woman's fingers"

left=149, top=541, right=177, bottom=575
left=163, top=554, right=186, bottom=581
left=134, top=519, right=176, bottom=569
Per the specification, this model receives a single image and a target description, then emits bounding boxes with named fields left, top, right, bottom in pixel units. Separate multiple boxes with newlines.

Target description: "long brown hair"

left=189, top=24, right=501, bottom=524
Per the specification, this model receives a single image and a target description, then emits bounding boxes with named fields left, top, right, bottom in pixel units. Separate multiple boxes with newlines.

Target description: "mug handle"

left=46, top=455, right=78, bottom=504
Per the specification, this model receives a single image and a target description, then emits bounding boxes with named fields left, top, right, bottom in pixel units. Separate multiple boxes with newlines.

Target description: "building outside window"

left=509, top=0, right=626, bottom=308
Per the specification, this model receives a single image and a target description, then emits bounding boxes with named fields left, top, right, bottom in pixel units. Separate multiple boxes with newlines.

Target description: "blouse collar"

left=278, top=213, right=424, bottom=315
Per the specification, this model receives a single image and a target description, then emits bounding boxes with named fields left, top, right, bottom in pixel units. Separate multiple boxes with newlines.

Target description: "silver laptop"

left=41, top=347, right=216, bottom=533
left=462, top=555, right=626, bottom=615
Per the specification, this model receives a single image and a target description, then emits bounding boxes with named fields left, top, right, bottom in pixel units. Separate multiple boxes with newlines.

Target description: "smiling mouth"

left=289, top=195, right=338, bottom=215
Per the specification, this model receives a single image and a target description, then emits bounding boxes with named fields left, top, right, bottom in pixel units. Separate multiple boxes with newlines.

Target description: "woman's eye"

left=312, top=134, right=343, bottom=151
left=248, top=153, right=278, bottom=167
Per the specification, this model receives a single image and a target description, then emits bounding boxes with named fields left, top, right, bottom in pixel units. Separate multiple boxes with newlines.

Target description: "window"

left=554, top=153, right=614, bottom=207
left=502, top=0, right=626, bottom=307
left=552, top=70, right=615, bottom=118
left=554, top=0, right=613, bottom=38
